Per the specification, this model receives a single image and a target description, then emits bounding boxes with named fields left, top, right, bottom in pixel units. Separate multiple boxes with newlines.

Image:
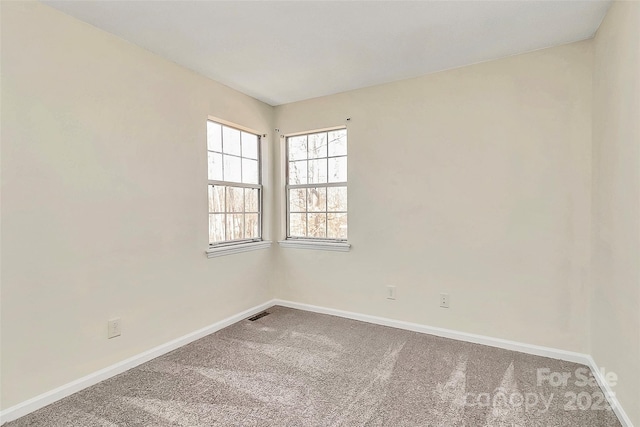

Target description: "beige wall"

left=0, top=2, right=275, bottom=409
left=274, top=41, right=593, bottom=353
left=3, top=1, right=638, bottom=423
left=591, top=1, right=640, bottom=425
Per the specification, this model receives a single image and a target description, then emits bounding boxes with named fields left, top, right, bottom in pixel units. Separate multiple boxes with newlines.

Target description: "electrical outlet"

left=387, top=285, right=397, bottom=300
left=108, top=318, right=121, bottom=339
left=439, top=293, right=450, bottom=308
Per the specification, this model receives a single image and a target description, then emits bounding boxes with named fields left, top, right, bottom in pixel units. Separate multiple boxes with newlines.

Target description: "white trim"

left=586, top=355, right=635, bottom=427
left=2, top=298, right=632, bottom=427
left=273, top=299, right=633, bottom=426
left=206, top=115, right=264, bottom=136
left=206, top=240, right=272, bottom=258
left=278, top=240, right=350, bottom=252
left=273, top=299, right=589, bottom=363
left=283, top=124, right=347, bottom=138
left=0, top=299, right=277, bottom=424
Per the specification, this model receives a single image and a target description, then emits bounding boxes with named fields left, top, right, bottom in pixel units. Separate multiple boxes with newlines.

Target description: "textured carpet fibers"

left=5, top=306, right=622, bottom=426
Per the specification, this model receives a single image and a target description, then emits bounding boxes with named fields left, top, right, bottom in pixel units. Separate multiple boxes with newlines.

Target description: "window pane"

left=223, top=155, right=241, bottom=182
left=307, top=187, right=326, bottom=212
left=288, top=135, right=307, bottom=161
left=241, top=132, right=258, bottom=159
left=327, top=186, right=347, bottom=212
left=289, top=160, right=307, bottom=185
left=226, top=214, right=244, bottom=240
left=289, top=188, right=306, bottom=213
left=208, top=185, right=225, bottom=213
left=245, top=188, right=259, bottom=213
left=208, top=120, right=263, bottom=245
left=308, top=158, right=327, bottom=184
left=226, top=186, right=244, bottom=212
left=308, top=213, right=327, bottom=238
left=284, top=129, right=346, bottom=242
left=207, top=122, right=222, bottom=152
left=328, top=156, right=347, bottom=183
left=223, top=126, right=241, bottom=156
left=245, top=214, right=259, bottom=239
left=328, top=213, right=348, bottom=239
left=328, top=129, right=347, bottom=157
left=209, top=214, right=225, bottom=244
left=289, top=213, right=307, bottom=237
left=242, top=158, right=259, bottom=184
left=308, top=132, right=327, bottom=159
left=208, top=152, right=223, bottom=181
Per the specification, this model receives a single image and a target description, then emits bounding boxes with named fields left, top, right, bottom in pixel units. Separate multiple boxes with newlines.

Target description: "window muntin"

left=286, top=129, right=347, bottom=241
left=207, top=120, right=262, bottom=246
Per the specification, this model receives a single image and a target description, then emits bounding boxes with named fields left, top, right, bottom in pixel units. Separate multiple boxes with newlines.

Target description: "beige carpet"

left=5, top=306, right=622, bottom=426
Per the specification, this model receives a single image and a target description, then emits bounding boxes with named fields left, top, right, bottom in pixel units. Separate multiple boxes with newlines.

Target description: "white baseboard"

left=2, top=298, right=632, bottom=427
left=273, top=299, right=633, bottom=427
left=587, top=355, right=635, bottom=427
left=0, top=299, right=276, bottom=424
left=273, top=299, right=590, bottom=363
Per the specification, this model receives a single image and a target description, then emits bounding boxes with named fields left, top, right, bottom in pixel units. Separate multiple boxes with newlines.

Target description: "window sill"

left=206, top=241, right=272, bottom=258
left=278, top=240, right=351, bottom=252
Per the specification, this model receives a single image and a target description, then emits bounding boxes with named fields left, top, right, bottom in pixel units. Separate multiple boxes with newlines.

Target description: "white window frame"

left=279, top=126, right=351, bottom=252
left=206, top=118, right=271, bottom=258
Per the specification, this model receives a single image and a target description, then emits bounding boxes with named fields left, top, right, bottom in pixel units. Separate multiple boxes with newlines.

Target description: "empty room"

left=1, top=0, right=639, bottom=426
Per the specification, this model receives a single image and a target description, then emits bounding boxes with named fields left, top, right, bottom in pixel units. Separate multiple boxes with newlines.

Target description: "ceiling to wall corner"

left=44, top=0, right=611, bottom=106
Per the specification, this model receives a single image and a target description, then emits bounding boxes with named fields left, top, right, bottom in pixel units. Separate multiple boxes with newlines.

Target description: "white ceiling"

left=45, top=0, right=611, bottom=106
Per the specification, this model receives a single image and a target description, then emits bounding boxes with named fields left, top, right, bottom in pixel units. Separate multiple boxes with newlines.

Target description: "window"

left=286, top=128, right=347, bottom=241
left=207, top=120, right=262, bottom=247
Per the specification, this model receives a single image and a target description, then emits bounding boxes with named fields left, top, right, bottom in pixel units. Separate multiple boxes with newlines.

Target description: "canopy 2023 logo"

left=537, top=367, right=617, bottom=411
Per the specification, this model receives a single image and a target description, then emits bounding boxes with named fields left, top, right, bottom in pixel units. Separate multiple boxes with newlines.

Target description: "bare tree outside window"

left=207, top=120, right=262, bottom=245
left=286, top=129, right=347, bottom=240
